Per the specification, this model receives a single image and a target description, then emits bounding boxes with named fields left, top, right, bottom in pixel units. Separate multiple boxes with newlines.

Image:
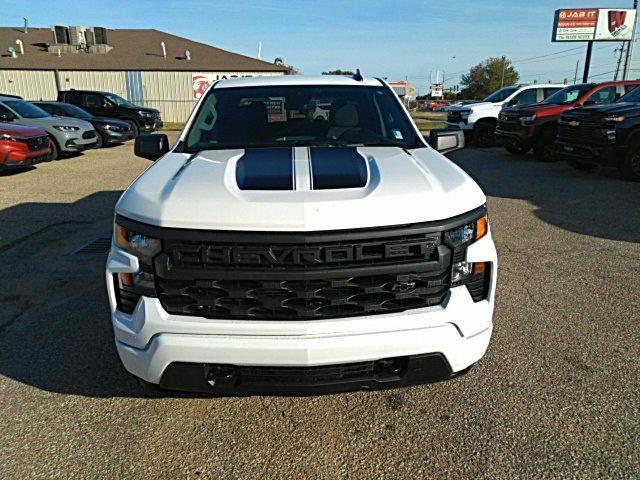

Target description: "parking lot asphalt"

left=1, top=137, right=639, bottom=479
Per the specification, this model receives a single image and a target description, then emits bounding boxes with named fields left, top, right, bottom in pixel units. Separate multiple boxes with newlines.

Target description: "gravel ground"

left=0, top=137, right=639, bottom=479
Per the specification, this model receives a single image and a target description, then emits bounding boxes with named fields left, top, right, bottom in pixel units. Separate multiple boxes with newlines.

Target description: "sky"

left=2, top=0, right=639, bottom=95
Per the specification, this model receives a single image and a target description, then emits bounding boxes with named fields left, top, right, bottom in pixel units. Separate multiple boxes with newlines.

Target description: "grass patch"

left=162, top=122, right=186, bottom=131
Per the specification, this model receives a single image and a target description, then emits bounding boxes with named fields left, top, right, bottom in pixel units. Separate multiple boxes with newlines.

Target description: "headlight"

left=604, top=115, right=625, bottom=122
left=443, top=212, right=491, bottom=301
left=0, top=133, right=24, bottom=142
left=137, top=110, right=153, bottom=117
left=53, top=125, right=80, bottom=131
left=113, top=222, right=161, bottom=307
left=114, top=223, right=161, bottom=262
left=519, top=114, right=536, bottom=126
left=443, top=213, right=488, bottom=249
left=99, top=124, right=122, bottom=131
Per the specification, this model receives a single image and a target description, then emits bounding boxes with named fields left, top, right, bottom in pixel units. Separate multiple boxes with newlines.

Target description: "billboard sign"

left=430, top=84, right=444, bottom=98
left=553, top=8, right=637, bottom=42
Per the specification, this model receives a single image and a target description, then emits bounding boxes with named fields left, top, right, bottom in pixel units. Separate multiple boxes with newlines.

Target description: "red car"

left=495, top=80, right=640, bottom=161
left=0, top=122, right=51, bottom=171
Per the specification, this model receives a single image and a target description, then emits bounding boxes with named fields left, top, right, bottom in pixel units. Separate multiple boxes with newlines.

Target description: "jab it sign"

left=553, top=8, right=637, bottom=42
left=192, top=72, right=283, bottom=99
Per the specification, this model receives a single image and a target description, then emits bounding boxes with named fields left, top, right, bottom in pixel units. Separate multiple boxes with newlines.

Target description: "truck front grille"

left=557, top=120, right=606, bottom=145
left=156, top=269, right=450, bottom=320
left=496, top=117, right=521, bottom=132
left=150, top=224, right=455, bottom=320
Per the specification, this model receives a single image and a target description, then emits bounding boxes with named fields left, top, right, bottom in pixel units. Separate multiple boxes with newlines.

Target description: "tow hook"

left=205, top=364, right=237, bottom=388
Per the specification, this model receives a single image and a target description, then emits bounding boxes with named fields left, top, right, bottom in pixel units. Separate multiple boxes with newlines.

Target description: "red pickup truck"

left=0, top=122, right=51, bottom=171
left=495, top=80, right=640, bottom=161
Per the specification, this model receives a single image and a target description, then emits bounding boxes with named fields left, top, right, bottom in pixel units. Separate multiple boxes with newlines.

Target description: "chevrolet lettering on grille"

left=172, top=239, right=436, bottom=267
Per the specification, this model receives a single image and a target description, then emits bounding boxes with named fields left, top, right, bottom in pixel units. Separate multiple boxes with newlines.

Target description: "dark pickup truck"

left=555, top=85, right=640, bottom=181
left=57, top=90, right=162, bottom=136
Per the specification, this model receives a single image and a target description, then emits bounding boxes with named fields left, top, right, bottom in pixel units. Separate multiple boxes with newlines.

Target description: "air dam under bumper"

left=107, top=234, right=496, bottom=395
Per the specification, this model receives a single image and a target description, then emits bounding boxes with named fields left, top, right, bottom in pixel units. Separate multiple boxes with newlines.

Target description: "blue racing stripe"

left=236, top=148, right=294, bottom=190
left=310, top=147, right=368, bottom=189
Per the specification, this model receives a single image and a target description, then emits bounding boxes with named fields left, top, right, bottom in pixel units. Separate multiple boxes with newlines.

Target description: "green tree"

left=460, top=57, right=519, bottom=100
left=322, top=69, right=355, bottom=75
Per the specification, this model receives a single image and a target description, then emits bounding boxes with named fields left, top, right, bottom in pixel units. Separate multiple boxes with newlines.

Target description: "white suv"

left=447, top=84, right=564, bottom=147
left=106, top=75, right=497, bottom=395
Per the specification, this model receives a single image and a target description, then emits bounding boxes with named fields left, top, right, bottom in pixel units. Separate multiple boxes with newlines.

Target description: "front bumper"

left=60, top=132, right=99, bottom=152
left=139, top=118, right=163, bottom=133
left=554, top=140, right=624, bottom=166
left=0, top=146, right=50, bottom=167
left=105, top=231, right=497, bottom=395
left=101, top=129, right=136, bottom=144
left=495, top=126, right=534, bottom=146
left=446, top=120, right=472, bottom=132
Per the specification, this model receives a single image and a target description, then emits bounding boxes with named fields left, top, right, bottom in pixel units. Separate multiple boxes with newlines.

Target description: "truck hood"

left=562, top=102, right=638, bottom=120
left=116, top=146, right=486, bottom=232
left=0, top=121, right=47, bottom=137
left=449, top=101, right=494, bottom=112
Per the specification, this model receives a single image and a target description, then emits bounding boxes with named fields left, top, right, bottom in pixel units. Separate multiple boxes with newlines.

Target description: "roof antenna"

left=352, top=69, right=363, bottom=81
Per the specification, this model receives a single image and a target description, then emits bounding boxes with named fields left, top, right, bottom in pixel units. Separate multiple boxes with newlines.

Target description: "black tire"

left=472, top=122, right=496, bottom=148
left=505, top=140, right=531, bottom=155
left=567, top=159, right=597, bottom=171
left=95, top=132, right=104, bottom=149
left=619, top=142, right=640, bottom=181
left=47, top=136, right=59, bottom=161
left=126, top=121, right=139, bottom=137
left=533, top=128, right=557, bottom=162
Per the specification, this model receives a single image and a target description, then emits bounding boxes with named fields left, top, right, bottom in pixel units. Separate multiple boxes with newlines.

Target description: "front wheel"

left=126, top=121, right=139, bottom=137
left=619, top=144, right=640, bottom=181
left=472, top=122, right=496, bottom=148
left=533, top=129, right=557, bottom=162
left=505, top=140, right=531, bottom=155
left=567, top=159, right=597, bottom=171
left=95, top=132, right=104, bottom=149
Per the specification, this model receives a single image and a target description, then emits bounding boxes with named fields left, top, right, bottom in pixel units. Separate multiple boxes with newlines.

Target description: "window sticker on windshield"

left=392, top=129, right=403, bottom=140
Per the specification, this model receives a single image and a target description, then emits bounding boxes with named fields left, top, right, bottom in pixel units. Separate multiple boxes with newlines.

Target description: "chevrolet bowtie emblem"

left=569, top=120, right=580, bottom=127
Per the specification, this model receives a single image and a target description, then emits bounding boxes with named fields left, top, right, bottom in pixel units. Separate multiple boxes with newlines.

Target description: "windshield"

left=103, top=92, right=133, bottom=107
left=184, top=85, right=422, bottom=151
left=60, top=103, right=93, bottom=119
left=4, top=100, right=51, bottom=119
left=542, top=84, right=594, bottom=105
left=483, top=87, right=518, bottom=102
left=617, top=85, right=640, bottom=103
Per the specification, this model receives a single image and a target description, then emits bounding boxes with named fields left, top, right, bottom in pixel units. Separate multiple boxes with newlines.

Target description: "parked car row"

left=495, top=80, right=640, bottom=181
left=0, top=89, right=161, bottom=172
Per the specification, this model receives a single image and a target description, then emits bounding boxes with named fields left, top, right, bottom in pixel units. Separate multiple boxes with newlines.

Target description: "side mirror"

left=0, top=112, right=15, bottom=121
left=135, top=134, right=170, bottom=161
left=508, top=98, right=518, bottom=107
left=427, top=128, right=465, bottom=154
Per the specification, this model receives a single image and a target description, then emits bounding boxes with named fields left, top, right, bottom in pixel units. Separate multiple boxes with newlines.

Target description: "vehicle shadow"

left=449, top=147, right=640, bottom=244
left=0, top=190, right=172, bottom=398
left=0, top=166, right=36, bottom=176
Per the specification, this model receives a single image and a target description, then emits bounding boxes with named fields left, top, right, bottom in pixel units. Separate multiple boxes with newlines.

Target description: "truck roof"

left=213, top=75, right=385, bottom=89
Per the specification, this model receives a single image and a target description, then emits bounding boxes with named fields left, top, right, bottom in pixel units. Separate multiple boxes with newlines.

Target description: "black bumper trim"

left=156, top=354, right=471, bottom=396
left=554, top=141, right=623, bottom=166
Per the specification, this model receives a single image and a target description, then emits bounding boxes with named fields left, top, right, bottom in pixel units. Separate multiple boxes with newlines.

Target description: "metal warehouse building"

left=0, top=26, right=288, bottom=122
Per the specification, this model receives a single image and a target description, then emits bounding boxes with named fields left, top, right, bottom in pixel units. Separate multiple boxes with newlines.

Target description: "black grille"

left=154, top=229, right=452, bottom=320
left=496, top=117, right=521, bottom=132
left=447, top=111, right=462, bottom=123
left=82, top=130, right=97, bottom=139
left=156, top=269, right=450, bottom=320
left=26, top=135, right=50, bottom=151
left=557, top=120, right=606, bottom=145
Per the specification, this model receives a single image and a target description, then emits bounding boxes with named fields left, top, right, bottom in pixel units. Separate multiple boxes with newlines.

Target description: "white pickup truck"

left=106, top=75, right=497, bottom=395
left=446, top=84, right=564, bottom=147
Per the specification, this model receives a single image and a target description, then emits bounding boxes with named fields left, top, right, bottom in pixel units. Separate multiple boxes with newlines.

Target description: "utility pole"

left=623, top=0, right=638, bottom=79
left=500, top=56, right=506, bottom=88
left=583, top=41, right=593, bottom=83
left=614, top=42, right=625, bottom=80
left=574, top=60, right=580, bottom=84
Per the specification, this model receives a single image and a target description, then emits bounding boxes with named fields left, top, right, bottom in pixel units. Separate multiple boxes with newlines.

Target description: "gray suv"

left=0, top=96, right=97, bottom=160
